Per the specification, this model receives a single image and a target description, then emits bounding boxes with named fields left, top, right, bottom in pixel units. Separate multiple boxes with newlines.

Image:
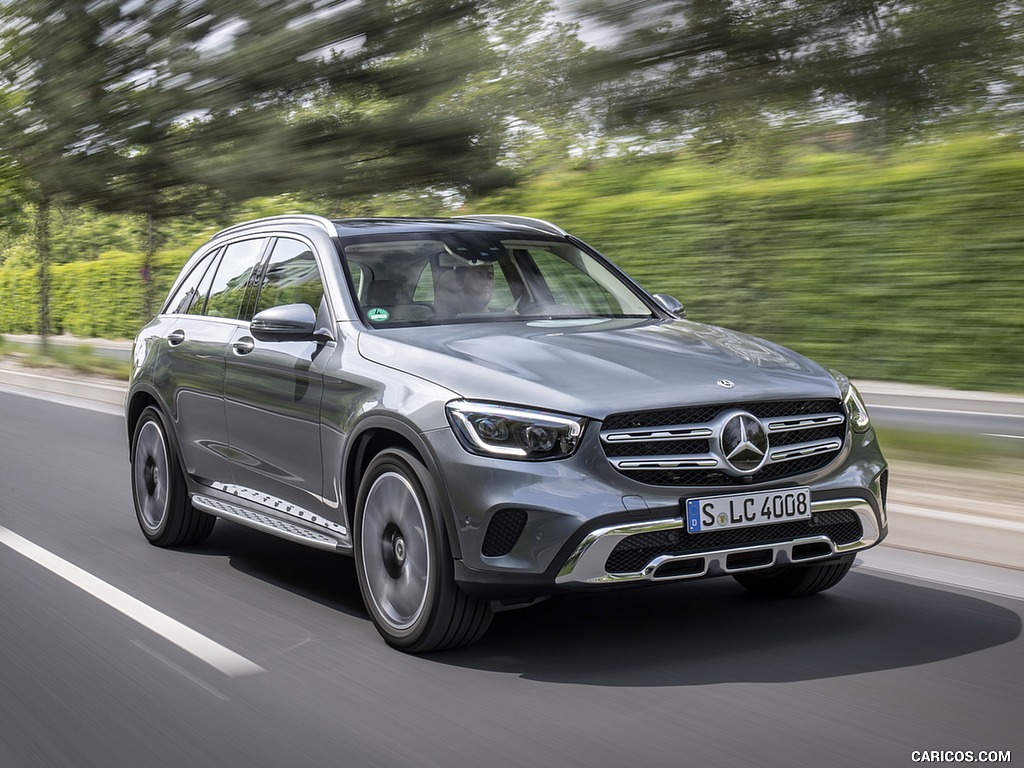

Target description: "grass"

left=0, top=336, right=130, bottom=380
left=875, top=424, right=1024, bottom=471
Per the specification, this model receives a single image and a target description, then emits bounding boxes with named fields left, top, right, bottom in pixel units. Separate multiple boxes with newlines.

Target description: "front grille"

left=604, top=439, right=711, bottom=458
left=481, top=509, right=528, bottom=557
left=604, top=509, right=862, bottom=574
left=601, top=398, right=846, bottom=487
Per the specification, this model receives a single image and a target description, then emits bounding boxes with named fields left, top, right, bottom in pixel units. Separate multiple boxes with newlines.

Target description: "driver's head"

left=458, top=264, right=494, bottom=312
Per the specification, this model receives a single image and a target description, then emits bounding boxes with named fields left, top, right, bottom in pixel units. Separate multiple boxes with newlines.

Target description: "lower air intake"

left=481, top=509, right=528, bottom=557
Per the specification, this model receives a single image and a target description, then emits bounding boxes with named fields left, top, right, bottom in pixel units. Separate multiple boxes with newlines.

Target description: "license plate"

left=684, top=487, right=811, bottom=533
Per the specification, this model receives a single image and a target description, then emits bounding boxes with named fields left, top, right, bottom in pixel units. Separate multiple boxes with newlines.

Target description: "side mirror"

left=652, top=293, right=686, bottom=318
left=250, top=303, right=319, bottom=341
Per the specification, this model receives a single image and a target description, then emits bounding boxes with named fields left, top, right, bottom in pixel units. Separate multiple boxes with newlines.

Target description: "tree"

left=0, top=0, right=505, bottom=321
left=565, top=0, right=1018, bottom=150
left=476, top=0, right=596, bottom=173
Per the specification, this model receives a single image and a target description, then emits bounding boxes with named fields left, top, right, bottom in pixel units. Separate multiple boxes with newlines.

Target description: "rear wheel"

left=733, top=555, right=854, bottom=598
left=354, top=448, right=492, bottom=652
left=130, top=406, right=214, bottom=547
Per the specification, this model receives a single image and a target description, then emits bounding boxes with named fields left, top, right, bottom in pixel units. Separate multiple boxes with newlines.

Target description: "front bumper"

left=423, top=424, right=888, bottom=596
left=555, top=496, right=882, bottom=586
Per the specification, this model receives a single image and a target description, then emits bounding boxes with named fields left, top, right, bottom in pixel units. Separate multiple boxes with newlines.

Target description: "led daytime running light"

left=447, top=402, right=585, bottom=460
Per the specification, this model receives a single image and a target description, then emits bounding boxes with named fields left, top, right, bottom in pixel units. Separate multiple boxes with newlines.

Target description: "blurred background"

left=0, top=0, right=1021, bottom=396
left=0, top=8, right=1021, bottom=761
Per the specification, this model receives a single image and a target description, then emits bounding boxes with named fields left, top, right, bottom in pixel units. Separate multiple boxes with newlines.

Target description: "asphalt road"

left=1, top=390, right=1021, bottom=768
left=859, top=381, right=1024, bottom=441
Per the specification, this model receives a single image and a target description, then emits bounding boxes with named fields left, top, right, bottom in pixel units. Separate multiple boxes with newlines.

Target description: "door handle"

left=167, top=329, right=185, bottom=346
left=232, top=337, right=255, bottom=356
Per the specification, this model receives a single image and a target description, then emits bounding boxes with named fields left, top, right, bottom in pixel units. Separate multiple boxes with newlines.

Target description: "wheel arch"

left=126, top=387, right=161, bottom=455
left=344, top=416, right=462, bottom=559
left=125, top=387, right=188, bottom=486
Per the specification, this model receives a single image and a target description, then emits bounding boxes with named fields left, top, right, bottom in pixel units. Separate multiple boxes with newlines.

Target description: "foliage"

left=0, top=134, right=1022, bottom=393
left=0, top=248, right=190, bottom=338
left=0, top=1, right=502, bottom=215
left=0, top=0, right=508, bottom=328
left=566, top=0, right=1019, bottom=149
left=475, top=133, right=1024, bottom=393
left=1, top=1, right=1024, bottom=396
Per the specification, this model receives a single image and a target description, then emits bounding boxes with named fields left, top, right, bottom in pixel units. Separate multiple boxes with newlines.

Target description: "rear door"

left=157, top=239, right=265, bottom=484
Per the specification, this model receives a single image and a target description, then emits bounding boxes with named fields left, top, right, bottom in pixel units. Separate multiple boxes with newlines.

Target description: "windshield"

left=341, top=233, right=654, bottom=326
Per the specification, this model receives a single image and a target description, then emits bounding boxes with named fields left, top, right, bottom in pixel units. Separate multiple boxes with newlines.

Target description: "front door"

left=223, top=237, right=330, bottom=520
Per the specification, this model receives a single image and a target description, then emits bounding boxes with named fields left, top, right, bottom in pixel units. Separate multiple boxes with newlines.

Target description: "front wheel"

left=732, top=555, right=855, bottom=598
left=130, top=406, right=214, bottom=547
left=354, top=449, right=492, bottom=652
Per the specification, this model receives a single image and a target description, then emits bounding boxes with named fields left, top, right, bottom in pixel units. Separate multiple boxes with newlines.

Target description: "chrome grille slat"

left=614, top=456, right=720, bottom=470
left=602, top=426, right=714, bottom=443
left=764, top=414, right=845, bottom=432
left=769, top=439, right=843, bottom=462
left=602, top=399, right=846, bottom=487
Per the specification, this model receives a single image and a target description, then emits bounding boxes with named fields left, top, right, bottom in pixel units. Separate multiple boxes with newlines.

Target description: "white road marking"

left=984, top=433, right=1024, bottom=440
left=0, top=527, right=264, bottom=677
left=871, top=403, right=1024, bottom=419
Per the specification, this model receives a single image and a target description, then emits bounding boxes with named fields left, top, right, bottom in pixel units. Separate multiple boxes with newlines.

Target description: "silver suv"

left=127, top=214, right=888, bottom=652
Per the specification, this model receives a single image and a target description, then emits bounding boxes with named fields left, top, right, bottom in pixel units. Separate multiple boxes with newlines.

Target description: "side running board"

left=191, top=495, right=351, bottom=552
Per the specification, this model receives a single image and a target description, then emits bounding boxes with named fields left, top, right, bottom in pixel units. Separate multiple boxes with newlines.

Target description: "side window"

left=413, top=268, right=435, bottom=302
left=348, top=263, right=367, bottom=302
left=253, top=238, right=324, bottom=316
left=205, top=239, right=266, bottom=320
left=165, top=249, right=219, bottom=315
left=187, top=250, right=221, bottom=316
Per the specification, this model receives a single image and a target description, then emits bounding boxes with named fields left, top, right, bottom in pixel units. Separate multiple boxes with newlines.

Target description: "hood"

left=357, top=318, right=841, bottom=418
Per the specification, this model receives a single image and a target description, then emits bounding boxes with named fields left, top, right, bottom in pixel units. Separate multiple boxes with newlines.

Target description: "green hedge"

left=0, top=264, right=40, bottom=334
left=478, top=135, right=1024, bottom=393
left=1, top=135, right=1022, bottom=392
left=0, top=249, right=191, bottom=338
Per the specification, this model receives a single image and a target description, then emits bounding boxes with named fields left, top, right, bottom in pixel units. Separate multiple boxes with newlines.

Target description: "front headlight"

left=446, top=401, right=585, bottom=460
left=830, top=369, right=872, bottom=433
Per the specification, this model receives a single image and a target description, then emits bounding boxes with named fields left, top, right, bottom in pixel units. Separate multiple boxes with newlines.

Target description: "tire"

left=130, top=406, right=215, bottom=547
left=733, top=555, right=854, bottom=598
left=354, top=448, right=492, bottom=652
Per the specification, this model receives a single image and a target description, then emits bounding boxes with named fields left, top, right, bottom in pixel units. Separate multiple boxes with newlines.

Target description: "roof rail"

left=453, top=214, right=568, bottom=237
left=212, top=215, right=337, bottom=240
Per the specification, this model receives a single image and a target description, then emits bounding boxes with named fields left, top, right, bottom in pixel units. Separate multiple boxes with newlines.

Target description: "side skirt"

left=191, top=491, right=352, bottom=553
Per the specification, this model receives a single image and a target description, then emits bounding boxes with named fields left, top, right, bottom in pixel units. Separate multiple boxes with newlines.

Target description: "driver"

left=457, top=264, right=494, bottom=313
left=434, top=259, right=495, bottom=317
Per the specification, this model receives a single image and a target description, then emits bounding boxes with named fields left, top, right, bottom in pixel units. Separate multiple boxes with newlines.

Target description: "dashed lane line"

left=0, top=526, right=264, bottom=678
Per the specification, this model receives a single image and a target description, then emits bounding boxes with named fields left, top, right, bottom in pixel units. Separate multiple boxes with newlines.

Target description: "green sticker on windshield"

left=367, top=307, right=390, bottom=322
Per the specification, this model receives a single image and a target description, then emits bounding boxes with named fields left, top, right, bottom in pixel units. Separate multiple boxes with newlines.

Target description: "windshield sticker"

left=367, top=308, right=390, bottom=322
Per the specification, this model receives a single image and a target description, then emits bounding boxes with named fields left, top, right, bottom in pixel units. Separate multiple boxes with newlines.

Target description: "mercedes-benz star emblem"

left=717, top=379, right=735, bottom=389
left=720, top=412, right=769, bottom=474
